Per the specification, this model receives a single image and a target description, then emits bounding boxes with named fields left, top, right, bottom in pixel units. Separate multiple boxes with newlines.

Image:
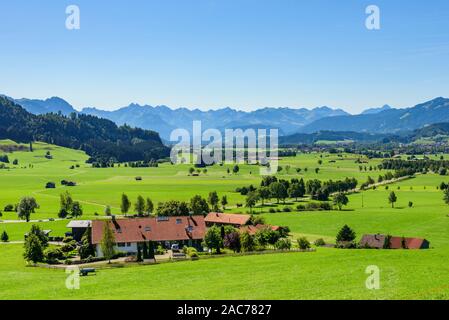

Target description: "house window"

left=176, top=219, right=182, bottom=224
left=127, top=243, right=132, bottom=247
left=117, top=243, right=126, bottom=247
left=145, top=226, right=151, bottom=232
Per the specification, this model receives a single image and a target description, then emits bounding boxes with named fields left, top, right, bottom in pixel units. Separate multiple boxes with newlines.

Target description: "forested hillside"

left=0, top=96, right=169, bottom=162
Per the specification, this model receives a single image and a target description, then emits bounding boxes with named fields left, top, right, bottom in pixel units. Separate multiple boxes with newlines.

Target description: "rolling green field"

left=1, top=140, right=449, bottom=300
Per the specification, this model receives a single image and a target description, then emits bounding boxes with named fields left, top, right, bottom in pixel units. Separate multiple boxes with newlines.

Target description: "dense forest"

left=0, top=96, right=170, bottom=162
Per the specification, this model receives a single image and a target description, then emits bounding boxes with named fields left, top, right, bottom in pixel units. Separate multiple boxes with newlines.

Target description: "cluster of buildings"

left=66, top=213, right=282, bottom=257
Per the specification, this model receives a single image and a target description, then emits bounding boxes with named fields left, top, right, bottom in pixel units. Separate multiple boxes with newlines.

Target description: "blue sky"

left=1, top=0, right=448, bottom=113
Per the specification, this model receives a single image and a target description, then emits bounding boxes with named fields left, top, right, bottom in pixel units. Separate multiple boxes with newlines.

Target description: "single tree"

left=245, top=191, right=259, bottom=214
left=389, top=191, right=397, bottom=208
left=297, top=237, right=311, bottom=250
left=29, top=225, right=49, bottom=247
left=23, top=234, right=44, bottom=264
left=59, top=191, right=73, bottom=218
left=443, top=188, right=449, bottom=205
left=336, top=225, right=356, bottom=243
left=240, top=231, right=255, bottom=252
left=408, top=201, right=413, bottom=208
left=135, top=195, right=145, bottom=216
left=189, top=167, right=195, bottom=175
left=120, top=193, right=131, bottom=215
left=223, top=232, right=241, bottom=253
left=1, top=230, right=9, bottom=242
left=208, top=191, right=220, bottom=212
left=204, top=225, right=223, bottom=254
left=221, top=195, right=228, bottom=211
left=190, top=195, right=210, bottom=215
left=17, top=197, right=39, bottom=222
left=100, top=222, right=116, bottom=263
left=78, top=228, right=95, bottom=259
left=145, top=197, right=154, bottom=216
left=333, top=193, right=349, bottom=211
left=104, top=205, right=112, bottom=216
left=71, top=201, right=83, bottom=218
left=232, top=165, right=240, bottom=174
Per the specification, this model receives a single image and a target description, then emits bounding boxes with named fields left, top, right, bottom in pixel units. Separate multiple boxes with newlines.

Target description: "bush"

left=156, top=245, right=165, bottom=255
left=1, top=231, right=9, bottom=242
left=282, top=207, right=292, bottom=212
left=297, top=237, right=311, bottom=250
left=4, top=204, right=14, bottom=212
left=61, top=240, right=77, bottom=253
left=62, top=236, right=74, bottom=243
left=296, top=204, right=306, bottom=211
left=314, top=238, right=326, bottom=247
left=44, top=247, right=65, bottom=261
left=45, top=182, right=56, bottom=189
left=268, top=208, right=276, bottom=213
left=275, top=238, right=292, bottom=250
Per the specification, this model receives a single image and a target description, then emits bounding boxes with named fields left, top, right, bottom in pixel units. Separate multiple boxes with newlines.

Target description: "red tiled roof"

left=91, top=216, right=206, bottom=245
left=205, top=213, right=250, bottom=226
left=389, top=236, right=428, bottom=249
left=360, top=234, right=429, bottom=249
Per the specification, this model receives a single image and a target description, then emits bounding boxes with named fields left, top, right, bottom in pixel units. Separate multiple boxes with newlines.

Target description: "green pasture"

left=1, top=140, right=449, bottom=299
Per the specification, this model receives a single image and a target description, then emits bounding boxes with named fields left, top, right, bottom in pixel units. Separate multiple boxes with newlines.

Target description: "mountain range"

left=5, top=94, right=449, bottom=140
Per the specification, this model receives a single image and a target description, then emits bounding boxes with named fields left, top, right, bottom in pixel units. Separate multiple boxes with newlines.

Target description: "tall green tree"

left=443, top=188, right=449, bottom=205
left=79, top=228, right=95, bottom=259
left=221, top=196, right=228, bottom=211
left=333, top=193, right=349, bottom=211
left=120, top=193, right=131, bottom=215
left=59, top=191, right=73, bottom=218
left=145, top=198, right=154, bottom=216
left=389, top=191, right=398, bottom=208
left=29, top=224, right=48, bottom=247
left=135, top=195, right=145, bottom=216
left=23, top=234, right=44, bottom=264
left=288, top=183, right=305, bottom=201
left=190, top=195, right=210, bottom=215
left=204, top=225, right=223, bottom=254
left=71, top=201, right=83, bottom=218
left=100, top=222, right=116, bottom=263
left=245, top=191, right=259, bottom=214
left=336, top=225, right=356, bottom=243
left=17, top=197, right=39, bottom=222
left=240, top=231, right=255, bottom=252
left=208, top=191, right=220, bottom=212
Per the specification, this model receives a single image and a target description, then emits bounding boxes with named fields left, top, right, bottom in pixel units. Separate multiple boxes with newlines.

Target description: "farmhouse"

left=239, top=224, right=283, bottom=235
left=205, top=212, right=251, bottom=228
left=66, top=220, right=91, bottom=242
left=360, top=234, right=430, bottom=249
left=91, top=216, right=206, bottom=257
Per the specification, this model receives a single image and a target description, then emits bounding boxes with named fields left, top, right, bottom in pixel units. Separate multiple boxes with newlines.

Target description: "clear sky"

left=1, top=0, right=448, bottom=113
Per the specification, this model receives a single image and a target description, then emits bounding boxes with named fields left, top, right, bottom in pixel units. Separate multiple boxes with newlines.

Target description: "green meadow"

left=1, top=140, right=449, bottom=299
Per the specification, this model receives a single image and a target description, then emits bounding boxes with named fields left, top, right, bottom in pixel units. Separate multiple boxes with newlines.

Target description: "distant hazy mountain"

left=300, top=97, right=449, bottom=134
left=361, top=104, right=393, bottom=115
left=7, top=95, right=349, bottom=139
left=81, top=104, right=349, bottom=140
left=15, top=97, right=77, bottom=115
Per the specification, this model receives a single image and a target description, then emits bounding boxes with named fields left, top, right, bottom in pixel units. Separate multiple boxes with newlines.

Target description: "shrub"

left=314, top=238, right=326, bottom=247
left=45, top=182, right=56, bottom=189
left=275, top=238, right=292, bottom=250
left=62, top=236, right=74, bottom=243
left=156, top=245, right=165, bottom=255
left=1, top=231, right=9, bottom=242
left=269, top=208, right=276, bottom=213
left=4, top=204, right=14, bottom=212
left=297, top=237, right=311, bottom=250
left=296, top=204, right=306, bottom=211
left=61, top=240, right=77, bottom=253
left=282, top=207, right=292, bottom=212
left=44, top=247, right=65, bottom=261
